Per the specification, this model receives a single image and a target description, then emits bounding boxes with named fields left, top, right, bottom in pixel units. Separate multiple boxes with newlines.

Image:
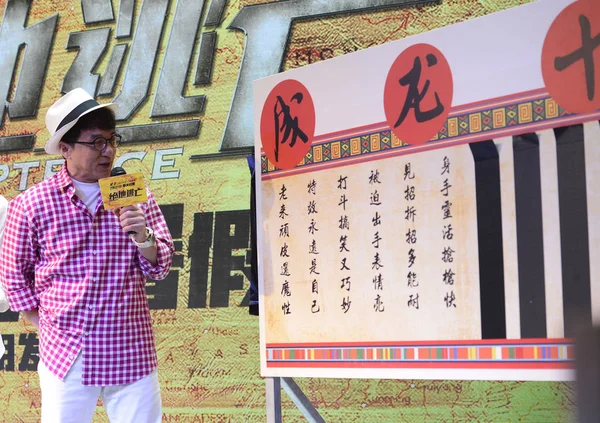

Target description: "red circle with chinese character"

left=384, top=43, right=453, bottom=146
left=542, top=0, right=600, bottom=114
left=260, top=79, right=316, bottom=170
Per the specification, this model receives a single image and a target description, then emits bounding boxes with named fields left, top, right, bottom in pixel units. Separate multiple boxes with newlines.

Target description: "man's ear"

left=59, top=142, right=71, bottom=160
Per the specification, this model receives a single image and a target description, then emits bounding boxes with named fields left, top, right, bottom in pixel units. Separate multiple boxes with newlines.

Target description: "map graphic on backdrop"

left=255, top=0, right=599, bottom=382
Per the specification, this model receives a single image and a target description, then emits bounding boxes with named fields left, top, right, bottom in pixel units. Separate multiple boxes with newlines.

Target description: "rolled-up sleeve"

left=0, top=195, right=38, bottom=311
left=138, top=189, right=174, bottom=280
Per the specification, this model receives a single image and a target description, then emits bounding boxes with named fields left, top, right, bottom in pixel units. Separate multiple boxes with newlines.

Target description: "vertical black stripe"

left=469, top=140, right=507, bottom=339
left=249, top=155, right=259, bottom=316
left=513, top=133, right=547, bottom=338
left=188, top=212, right=214, bottom=308
left=554, top=124, right=592, bottom=337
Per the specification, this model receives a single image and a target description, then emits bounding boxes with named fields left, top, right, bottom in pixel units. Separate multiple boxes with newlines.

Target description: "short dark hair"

left=61, top=107, right=116, bottom=144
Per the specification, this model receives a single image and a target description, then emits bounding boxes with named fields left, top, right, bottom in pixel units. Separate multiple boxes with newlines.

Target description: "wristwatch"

left=131, top=227, right=156, bottom=248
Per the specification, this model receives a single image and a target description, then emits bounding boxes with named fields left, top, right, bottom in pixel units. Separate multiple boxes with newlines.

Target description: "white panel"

left=538, top=129, right=565, bottom=338
left=495, top=137, right=521, bottom=339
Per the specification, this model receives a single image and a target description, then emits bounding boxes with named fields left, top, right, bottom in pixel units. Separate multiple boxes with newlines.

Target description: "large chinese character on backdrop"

left=255, top=0, right=600, bottom=381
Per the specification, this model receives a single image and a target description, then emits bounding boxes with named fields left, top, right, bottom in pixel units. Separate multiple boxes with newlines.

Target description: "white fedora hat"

left=45, top=88, right=118, bottom=155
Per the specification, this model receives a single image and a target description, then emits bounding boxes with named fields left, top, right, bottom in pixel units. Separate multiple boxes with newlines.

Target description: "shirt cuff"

left=138, top=238, right=172, bottom=280
left=6, top=286, right=38, bottom=312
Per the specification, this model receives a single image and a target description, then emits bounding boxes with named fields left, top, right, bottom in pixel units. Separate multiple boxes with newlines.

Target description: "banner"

left=0, top=0, right=575, bottom=421
left=255, top=0, right=599, bottom=383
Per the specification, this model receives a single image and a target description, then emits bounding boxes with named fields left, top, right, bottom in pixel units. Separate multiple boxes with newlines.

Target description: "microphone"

left=110, top=167, right=136, bottom=235
left=110, top=166, right=126, bottom=177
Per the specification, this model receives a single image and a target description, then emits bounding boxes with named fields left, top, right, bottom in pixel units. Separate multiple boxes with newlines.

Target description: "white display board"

left=254, top=0, right=600, bottom=381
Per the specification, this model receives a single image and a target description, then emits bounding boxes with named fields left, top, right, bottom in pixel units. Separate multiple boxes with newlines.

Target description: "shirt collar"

left=55, top=165, right=73, bottom=190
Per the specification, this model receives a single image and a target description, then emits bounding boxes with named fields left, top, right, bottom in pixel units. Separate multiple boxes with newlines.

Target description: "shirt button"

left=83, top=331, right=89, bottom=336
left=68, top=355, right=74, bottom=361
left=92, top=250, right=97, bottom=255
left=87, top=304, right=94, bottom=310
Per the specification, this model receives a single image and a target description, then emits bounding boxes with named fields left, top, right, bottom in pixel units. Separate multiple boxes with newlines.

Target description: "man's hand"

left=116, top=205, right=147, bottom=243
left=116, top=205, right=158, bottom=265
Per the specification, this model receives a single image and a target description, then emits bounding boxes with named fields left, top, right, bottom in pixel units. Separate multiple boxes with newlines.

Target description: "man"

left=0, top=88, right=174, bottom=423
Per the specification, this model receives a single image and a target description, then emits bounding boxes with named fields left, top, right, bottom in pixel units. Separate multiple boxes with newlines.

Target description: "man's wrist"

left=131, top=227, right=156, bottom=248
left=133, top=227, right=149, bottom=243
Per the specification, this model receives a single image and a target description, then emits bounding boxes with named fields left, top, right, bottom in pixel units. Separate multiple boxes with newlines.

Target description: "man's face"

left=60, top=128, right=117, bottom=183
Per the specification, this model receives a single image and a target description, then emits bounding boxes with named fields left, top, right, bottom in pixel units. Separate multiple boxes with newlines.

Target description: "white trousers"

left=38, top=354, right=162, bottom=423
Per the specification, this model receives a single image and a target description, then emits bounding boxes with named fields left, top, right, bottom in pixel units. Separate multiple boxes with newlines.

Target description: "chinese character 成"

left=274, top=93, right=309, bottom=162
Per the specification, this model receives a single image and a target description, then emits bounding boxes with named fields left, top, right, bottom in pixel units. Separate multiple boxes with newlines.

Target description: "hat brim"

left=45, top=102, right=119, bottom=155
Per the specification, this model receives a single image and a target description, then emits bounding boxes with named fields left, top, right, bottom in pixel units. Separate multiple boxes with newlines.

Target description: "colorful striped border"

left=261, top=89, right=600, bottom=180
left=266, top=339, right=574, bottom=370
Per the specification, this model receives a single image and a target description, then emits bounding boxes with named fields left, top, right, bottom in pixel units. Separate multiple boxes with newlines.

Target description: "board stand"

left=266, top=377, right=326, bottom=422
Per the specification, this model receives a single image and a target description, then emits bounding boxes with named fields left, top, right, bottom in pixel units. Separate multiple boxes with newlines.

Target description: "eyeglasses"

left=72, top=133, right=122, bottom=151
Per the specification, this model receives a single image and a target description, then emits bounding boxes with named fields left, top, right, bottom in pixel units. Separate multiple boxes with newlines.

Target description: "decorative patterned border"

left=261, top=91, right=582, bottom=178
left=266, top=340, right=574, bottom=369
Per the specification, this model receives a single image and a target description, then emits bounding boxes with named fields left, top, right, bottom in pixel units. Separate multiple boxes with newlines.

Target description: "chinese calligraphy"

left=269, top=149, right=469, bottom=326
left=370, top=169, right=385, bottom=312
left=279, top=184, right=293, bottom=315
left=274, top=93, right=308, bottom=162
left=405, top=161, right=419, bottom=309
left=307, top=179, right=320, bottom=313
left=339, top=174, right=352, bottom=313
left=394, top=55, right=445, bottom=127
left=541, top=0, right=600, bottom=115
left=312, top=279, right=320, bottom=313
left=554, top=15, right=600, bottom=101
left=384, top=43, right=453, bottom=145
left=261, top=79, right=316, bottom=170
left=440, top=156, right=457, bottom=308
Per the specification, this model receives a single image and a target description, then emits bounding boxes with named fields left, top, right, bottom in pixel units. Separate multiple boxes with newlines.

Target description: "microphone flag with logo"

left=99, top=167, right=148, bottom=210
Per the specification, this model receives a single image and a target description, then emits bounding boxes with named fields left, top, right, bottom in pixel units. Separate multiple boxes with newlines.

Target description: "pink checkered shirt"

left=0, top=166, right=173, bottom=386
